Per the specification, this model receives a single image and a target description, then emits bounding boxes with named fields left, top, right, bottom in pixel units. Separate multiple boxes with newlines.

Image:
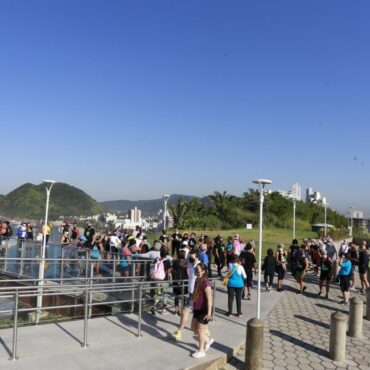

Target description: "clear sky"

left=1, top=0, right=369, bottom=215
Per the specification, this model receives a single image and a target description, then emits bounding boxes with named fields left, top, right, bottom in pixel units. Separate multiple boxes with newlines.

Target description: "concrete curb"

left=184, top=340, right=245, bottom=370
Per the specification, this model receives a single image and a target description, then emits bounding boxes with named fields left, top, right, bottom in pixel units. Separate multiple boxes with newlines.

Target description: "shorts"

left=245, top=271, right=253, bottom=287
left=277, top=266, right=286, bottom=280
left=296, top=270, right=305, bottom=280
left=193, top=310, right=209, bottom=325
left=320, top=272, right=331, bottom=281
left=339, top=275, right=350, bottom=292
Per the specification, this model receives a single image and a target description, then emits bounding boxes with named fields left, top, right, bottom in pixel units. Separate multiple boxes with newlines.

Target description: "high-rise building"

left=129, top=207, right=142, bottom=223
left=306, top=187, right=314, bottom=203
left=291, top=183, right=302, bottom=200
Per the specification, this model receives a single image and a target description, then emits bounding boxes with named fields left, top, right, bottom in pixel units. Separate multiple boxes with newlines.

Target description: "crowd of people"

left=1, top=220, right=370, bottom=359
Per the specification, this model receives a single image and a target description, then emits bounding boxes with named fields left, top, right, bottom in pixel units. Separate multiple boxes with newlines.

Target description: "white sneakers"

left=192, top=337, right=214, bottom=358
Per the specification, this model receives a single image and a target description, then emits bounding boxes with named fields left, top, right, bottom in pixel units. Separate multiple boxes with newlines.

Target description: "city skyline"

left=1, top=1, right=369, bottom=215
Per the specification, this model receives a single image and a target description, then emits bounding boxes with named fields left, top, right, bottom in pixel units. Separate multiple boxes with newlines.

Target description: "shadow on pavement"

left=0, top=337, right=12, bottom=358
left=269, top=329, right=329, bottom=358
left=315, top=303, right=348, bottom=315
left=54, top=322, right=84, bottom=346
left=294, top=315, right=330, bottom=330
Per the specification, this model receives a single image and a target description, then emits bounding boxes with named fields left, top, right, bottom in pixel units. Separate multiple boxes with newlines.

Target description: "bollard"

left=329, top=311, right=347, bottom=362
left=348, top=296, right=363, bottom=338
left=367, top=288, right=370, bottom=321
left=245, top=318, right=264, bottom=370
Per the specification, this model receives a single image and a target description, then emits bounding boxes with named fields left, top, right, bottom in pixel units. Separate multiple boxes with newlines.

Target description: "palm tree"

left=168, top=199, right=189, bottom=229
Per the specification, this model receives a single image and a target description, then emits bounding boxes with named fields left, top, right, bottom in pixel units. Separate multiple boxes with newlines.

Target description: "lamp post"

left=289, top=195, right=297, bottom=240
left=349, top=206, right=355, bottom=238
left=163, top=194, right=170, bottom=230
left=36, top=180, right=55, bottom=323
left=252, top=178, right=272, bottom=319
left=323, top=199, right=328, bottom=237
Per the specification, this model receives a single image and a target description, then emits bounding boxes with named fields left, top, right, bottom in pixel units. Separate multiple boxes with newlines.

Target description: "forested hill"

left=0, top=183, right=105, bottom=219
left=101, top=194, right=211, bottom=213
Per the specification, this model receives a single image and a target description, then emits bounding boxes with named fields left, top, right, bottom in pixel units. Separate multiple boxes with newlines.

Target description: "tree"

left=168, top=199, right=189, bottom=229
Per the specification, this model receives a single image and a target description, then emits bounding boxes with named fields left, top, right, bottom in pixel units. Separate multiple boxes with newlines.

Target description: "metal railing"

left=0, top=278, right=217, bottom=361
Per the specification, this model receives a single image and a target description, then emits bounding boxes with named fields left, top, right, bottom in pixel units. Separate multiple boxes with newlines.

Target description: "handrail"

left=0, top=277, right=215, bottom=362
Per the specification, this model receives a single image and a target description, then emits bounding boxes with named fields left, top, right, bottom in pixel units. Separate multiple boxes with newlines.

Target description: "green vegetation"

left=168, top=190, right=347, bottom=233
left=0, top=182, right=106, bottom=220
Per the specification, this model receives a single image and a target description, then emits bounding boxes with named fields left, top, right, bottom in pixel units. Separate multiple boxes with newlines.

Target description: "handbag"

left=222, top=264, right=238, bottom=286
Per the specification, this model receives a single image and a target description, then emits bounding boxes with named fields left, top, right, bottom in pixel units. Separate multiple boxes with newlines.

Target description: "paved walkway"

left=0, top=279, right=281, bottom=370
left=224, top=273, right=370, bottom=370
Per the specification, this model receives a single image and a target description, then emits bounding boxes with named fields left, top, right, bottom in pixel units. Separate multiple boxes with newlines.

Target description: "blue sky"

left=1, top=0, right=369, bottom=215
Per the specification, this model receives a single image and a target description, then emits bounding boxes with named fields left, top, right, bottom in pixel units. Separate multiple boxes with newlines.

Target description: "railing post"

left=113, top=255, right=116, bottom=283
left=60, top=248, right=64, bottom=285
left=131, top=262, right=136, bottom=313
left=367, top=287, right=370, bottom=321
left=82, top=288, right=89, bottom=348
left=89, top=263, right=93, bottom=318
left=211, top=280, right=216, bottom=322
left=4, top=238, right=9, bottom=272
left=137, top=283, right=143, bottom=338
left=11, top=289, right=19, bottom=360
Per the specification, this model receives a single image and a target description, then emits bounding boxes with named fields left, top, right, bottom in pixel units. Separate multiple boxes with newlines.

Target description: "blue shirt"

left=227, top=263, right=245, bottom=288
left=199, top=251, right=209, bottom=265
left=338, top=260, right=352, bottom=276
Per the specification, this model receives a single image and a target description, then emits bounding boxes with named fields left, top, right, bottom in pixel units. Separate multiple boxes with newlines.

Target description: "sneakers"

left=150, top=307, right=156, bottom=316
left=236, top=313, right=243, bottom=318
left=171, top=330, right=182, bottom=341
left=205, top=338, right=214, bottom=352
left=325, top=294, right=329, bottom=299
left=247, top=294, right=251, bottom=300
left=302, top=286, right=307, bottom=292
left=192, top=351, right=206, bottom=358
left=226, top=312, right=231, bottom=317
left=318, top=291, right=322, bottom=296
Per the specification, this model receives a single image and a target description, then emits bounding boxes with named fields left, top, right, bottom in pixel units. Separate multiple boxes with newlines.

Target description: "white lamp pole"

left=289, top=196, right=296, bottom=240
left=253, top=178, right=272, bottom=320
left=324, top=203, right=327, bottom=237
left=36, top=180, right=55, bottom=323
left=349, top=206, right=354, bottom=238
left=163, top=194, right=170, bottom=230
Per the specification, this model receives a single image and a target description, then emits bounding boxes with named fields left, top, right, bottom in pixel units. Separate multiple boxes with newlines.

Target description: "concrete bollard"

left=245, top=318, right=264, bottom=370
left=366, top=288, right=370, bottom=321
left=348, top=296, right=363, bottom=338
left=329, top=311, right=347, bottom=362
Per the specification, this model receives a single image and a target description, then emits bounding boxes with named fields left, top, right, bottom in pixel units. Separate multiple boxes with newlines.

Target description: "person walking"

left=226, top=255, right=246, bottom=317
left=349, top=242, right=359, bottom=291
left=275, top=244, right=288, bottom=292
left=358, top=241, right=369, bottom=294
left=318, top=250, right=332, bottom=298
left=171, top=250, right=202, bottom=340
left=338, top=252, right=352, bottom=305
left=262, top=248, right=275, bottom=292
left=288, top=239, right=300, bottom=278
left=191, top=263, right=214, bottom=358
left=296, top=245, right=308, bottom=294
left=214, top=236, right=226, bottom=277
left=239, top=243, right=256, bottom=300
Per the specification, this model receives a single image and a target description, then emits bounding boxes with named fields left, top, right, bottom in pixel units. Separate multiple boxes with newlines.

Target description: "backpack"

left=151, top=259, right=166, bottom=281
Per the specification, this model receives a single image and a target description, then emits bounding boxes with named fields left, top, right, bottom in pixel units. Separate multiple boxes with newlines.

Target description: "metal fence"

left=0, top=278, right=217, bottom=361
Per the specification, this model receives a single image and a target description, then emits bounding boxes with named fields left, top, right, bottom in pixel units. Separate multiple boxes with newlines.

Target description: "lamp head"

left=43, top=179, right=56, bottom=190
left=252, top=179, right=272, bottom=186
left=163, top=194, right=170, bottom=201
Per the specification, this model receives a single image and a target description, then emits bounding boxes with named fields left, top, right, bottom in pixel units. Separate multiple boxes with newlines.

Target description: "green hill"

left=0, top=183, right=106, bottom=220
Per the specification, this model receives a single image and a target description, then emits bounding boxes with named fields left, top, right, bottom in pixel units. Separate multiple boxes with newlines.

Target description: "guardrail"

left=0, top=278, right=217, bottom=361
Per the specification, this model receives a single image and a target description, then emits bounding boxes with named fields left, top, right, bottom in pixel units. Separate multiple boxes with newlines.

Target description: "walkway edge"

left=184, top=340, right=245, bottom=370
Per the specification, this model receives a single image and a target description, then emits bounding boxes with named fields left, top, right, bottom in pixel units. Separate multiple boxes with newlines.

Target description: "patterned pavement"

left=224, top=273, right=370, bottom=370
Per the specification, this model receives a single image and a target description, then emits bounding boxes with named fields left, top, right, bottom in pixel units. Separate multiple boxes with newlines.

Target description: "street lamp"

left=323, top=199, right=328, bottom=237
left=36, top=179, right=55, bottom=323
left=252, top=178, right=272, bottom=319
left=289, top=195, right=297, bottom=240
left=163, top=194, right=170, bottom=230
left=349, top=206, right=355, bottom=238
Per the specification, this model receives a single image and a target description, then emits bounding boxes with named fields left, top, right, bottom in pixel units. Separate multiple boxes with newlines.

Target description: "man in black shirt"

left=288, top=239, right=300, bottom=278
left=239, top=243, right=256, bottom=300
left=171, top=229, right=182, bottom=257
left=84, top=223, right=95, bottom=249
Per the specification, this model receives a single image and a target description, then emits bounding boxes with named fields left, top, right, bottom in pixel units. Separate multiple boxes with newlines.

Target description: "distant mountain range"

left=101, top=194, right=211, bottom=213
left=0, top=183, right=106, bottom=219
